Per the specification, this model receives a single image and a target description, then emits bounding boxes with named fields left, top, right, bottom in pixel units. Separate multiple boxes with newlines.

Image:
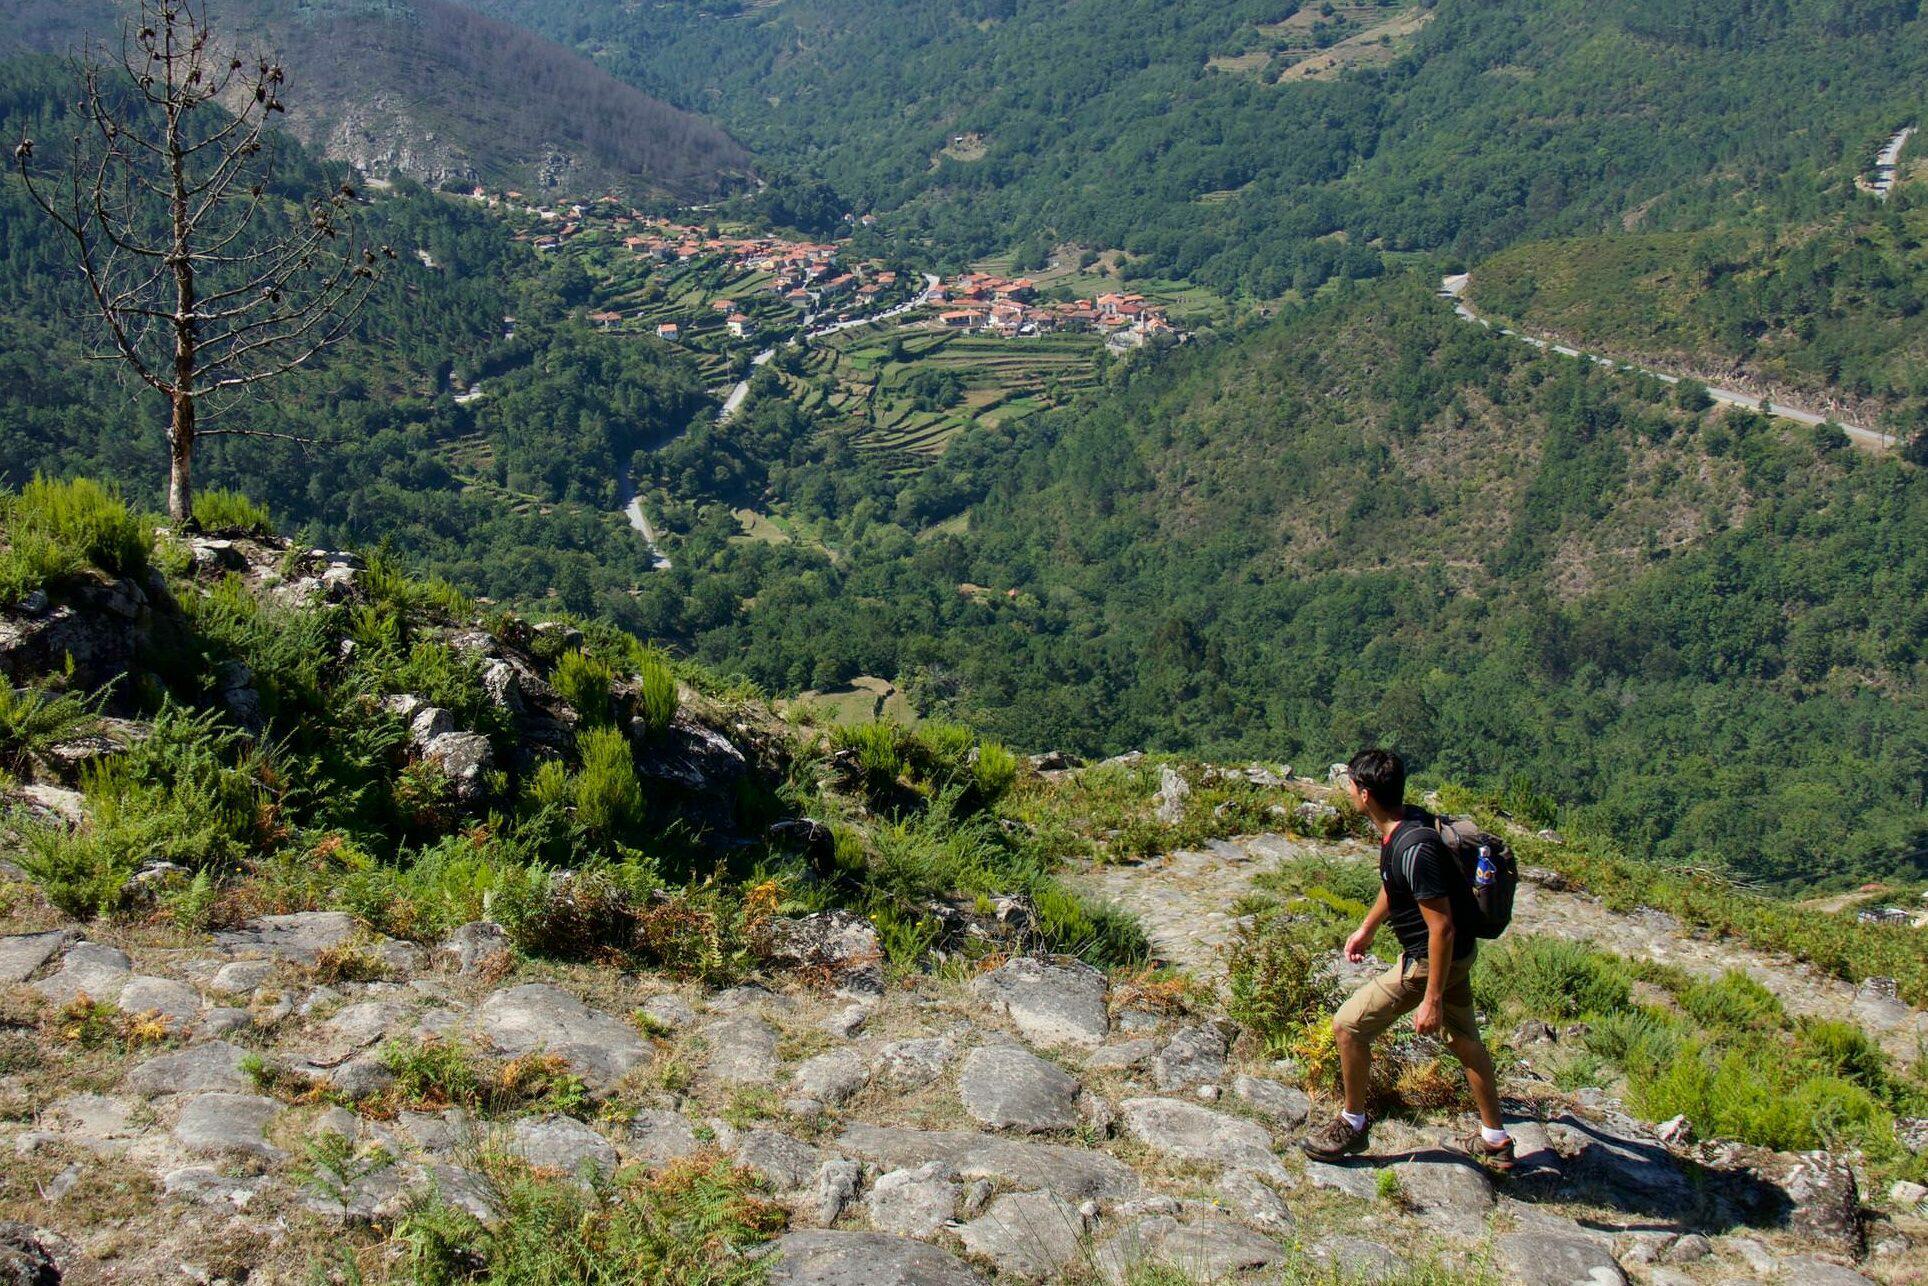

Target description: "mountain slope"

left=469, top=0, right=1927, bottom=289
left=0, top=0, right=753, bottom=198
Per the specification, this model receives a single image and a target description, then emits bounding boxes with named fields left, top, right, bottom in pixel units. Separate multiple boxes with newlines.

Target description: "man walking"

left=1299, top=748, right=1515, bottom=1169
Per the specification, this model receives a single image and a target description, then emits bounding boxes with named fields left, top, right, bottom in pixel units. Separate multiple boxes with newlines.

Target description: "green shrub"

left=574, top=726, right=644, bottom=836
left=1793, top=1018, right=1888, bottom=1090
left=1226, top=913, right=1341, bottom=1050
left=1676, top=970, right=1786, bottom=1034
left=553, top=650, right=617, bottom=727
left=1472, top=936, right=1632, bottom=1021
left=18, top=704, right=268, bottom=916
left=192, top=488, right=275, bottom=535
left=1031, top=879, right=1147, bottom=968
left=8, top=474, right=147, bottom=575
left=396, top=1151, right=783, bottom=1285
left=1584, top=1007, right=1684, bottom=1072
left=0, top=679, right=101, bottom=776
left=636, top=655, right=680, bottom=738
left=1626, top=1042, right=1888, bottom=1153
left=972, top=741, right=1020, bottom=803
left=833, top=720, right=908, bottom=792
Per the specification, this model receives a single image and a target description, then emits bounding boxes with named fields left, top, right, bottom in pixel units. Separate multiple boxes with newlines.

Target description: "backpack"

left=1399, top=814, right=1518, bottom=939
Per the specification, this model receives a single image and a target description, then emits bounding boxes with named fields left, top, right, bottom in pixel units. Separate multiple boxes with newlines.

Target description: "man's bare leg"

left=1337, top=1023, right=1372, bottom=1116
left=1447, top=1032, right=1504, bottom=1131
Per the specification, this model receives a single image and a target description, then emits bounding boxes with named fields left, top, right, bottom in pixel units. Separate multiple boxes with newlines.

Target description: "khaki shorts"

left=1333, top=953, right=1481, bottom=1045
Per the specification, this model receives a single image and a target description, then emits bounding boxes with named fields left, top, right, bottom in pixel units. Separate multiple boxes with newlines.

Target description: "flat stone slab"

left=173, top=1092, right=283, bottom=1160
left=971, top=957, right=1109, bottom=1049
left=957, top=1190, right=1086, bottom=1280
left=1093, top=1215, right=1285, bottom=1285
left=625, top=1109, right=701, bottom=1167
left=505, top=1115, right=617, bottom=1182
left=837, top=1124, right=1140, bottom=1200
left=1229, top=1074, right=1310, bottom=1127
left=873, top=1036, right=954, bottom=1090
left=213, top=911, right=359, bottom=962
left=476, top=984, right=649, bottom=1089
left=703, top=1013, right=782, bottom=1085
left=117, top=976, right=203, bottom=1027
left=1391, top=1151, right=1496, bottom=1229
left=1119, top=1098, right=1285, bottom=1177
left=1151, top=1023, right=1228, bottom=1091
left=735, top=1129, right=820, bottom=1193
left=1497, top=1231, right=1628, bottom=1286
left=793, top=1047, right=870, bottom=1106
left=866, top=1162, right=958, bottom=1238
left=958, top=1044, right=1081, bottom=1132
left=0, top=931, right=66, bottom=983
left=763, top=1230, right=987, bottom=1285
left=32, top=941, right=131, bottom=1003
left=124, top=1041, right=254, bottom=1096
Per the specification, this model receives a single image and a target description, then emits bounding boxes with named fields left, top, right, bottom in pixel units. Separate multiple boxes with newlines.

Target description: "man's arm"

left=1344, top=887, right=1390, bottom=963
left=1413, top=896, right=1455, bottom=1037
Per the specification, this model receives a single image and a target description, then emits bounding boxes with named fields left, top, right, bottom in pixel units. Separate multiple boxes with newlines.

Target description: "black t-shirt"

left=1380, top=808, right=1477, bottom=961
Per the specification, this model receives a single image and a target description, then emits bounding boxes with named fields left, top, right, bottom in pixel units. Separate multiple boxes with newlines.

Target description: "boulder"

left=956, top=1190, right=1087, bottom=1280
left=113, top=976, right=202, bottom=1028
left=957, top=1044, right=1081, bottom=1132
left=735, top=1130, right=821, bottom=1193
left=1303, top=1236, right=1408, bottom=1283
left=477, top=983, right=650, bottom=1089
left=208, top=960, right=275, bottom=996
left=1151, top=1022, right=1228, bottom=1092
left=1776, top=1256, right=1876, bottom=1285
left=1228, top=1074, right=1310, bottom=1127
left=506, top=1115, right=617, bottom=1183
left=1118, top=1098, right=1285, bottom=1177
left=793, top=1048, right=870, bottom=1107
left=873, top=1036, right=954, bottom=1090
left=435, top=922, right=511, bottom=975
left=0, top=931, right=67, bottom=984
left=1784, top=1153, right=1865, bottom=1258
left=638, top=993, right=699, bottom=1032
left=1496, top=1231, right=1627, bottom=1286
left=836, top=1124, right=1138, bottom=1200
left=408, top=706, right=456, bottom=746
left=421, top=731, right=494, bottom=803
left=213, top=911, right=412, bottom=967
left=1153, top=765, right=1191, bottom=824
left=1389, top=1153, right=1495, bottom=1231
left=762, top=1230, right=986, bottom=1285
left=810, top=1158, right=863, bottom=1225
left=865, top=1162, right=959, bottom=1238
left=756, top=912, right=884, bottom=996
left=172, top=1092, right=283, bottom=1160
left=1147, top=1218, right=1285, bottom=1282
left=703, top=1013, right=782, bottom=1085
left=1547, top=1112, right=1692, bottom=1210
left=971, top=957, right=1109, bottom=1049
left=1085, top=1039, right=1156, bottom=1073
left=0, top=1221, right=63, bottom=1286
left=1217, top=1168, right=1294, bottom=1234
left=30, top=941, right=131, bottom=1004
left=632, top=716, right=747, bottom=793
left=124, top=1041, right=254, bottom=1096
left=625, top=1110, right=701, bottom=1167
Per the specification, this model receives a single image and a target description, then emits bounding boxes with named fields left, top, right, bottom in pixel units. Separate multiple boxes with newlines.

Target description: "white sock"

left=1481, top=1126, right=1511, bottom=1146
left=1341, top=1110, right=1367, bottom=1132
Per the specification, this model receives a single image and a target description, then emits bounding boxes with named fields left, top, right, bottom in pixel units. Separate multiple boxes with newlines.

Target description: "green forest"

left=3, top=0, right=1926, bottom=897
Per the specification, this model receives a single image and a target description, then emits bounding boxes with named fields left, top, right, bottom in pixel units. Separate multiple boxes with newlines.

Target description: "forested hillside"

left=626, top=280, right=1928, bottom=890
left=470, top=0, right=1928, bottom=294
left=0, top=60, right=705, bottom=623
left=0, top=0, right=752, bottom=198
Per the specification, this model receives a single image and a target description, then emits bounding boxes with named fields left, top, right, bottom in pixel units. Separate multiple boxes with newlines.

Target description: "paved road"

left=1440, top=275, right=1891, bottom=452
left=1872, top=125, right=1915, bottom=201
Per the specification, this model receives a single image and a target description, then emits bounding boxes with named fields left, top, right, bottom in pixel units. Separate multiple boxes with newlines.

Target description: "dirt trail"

left=1079, top=830, right=1928, bottom=1062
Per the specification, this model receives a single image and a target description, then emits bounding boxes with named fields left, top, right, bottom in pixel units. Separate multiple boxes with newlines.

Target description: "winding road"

left=1440, top=275, right=1892, bottom=452
left=621, top=272, right=944, bottom=568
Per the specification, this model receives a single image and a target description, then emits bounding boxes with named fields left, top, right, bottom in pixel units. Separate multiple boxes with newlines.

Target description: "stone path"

left=1078, top=830, right=1928, bottom=1060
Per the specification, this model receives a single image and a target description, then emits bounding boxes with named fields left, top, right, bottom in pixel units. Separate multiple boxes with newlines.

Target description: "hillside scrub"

left=0, top=482, right=1138, bottom=976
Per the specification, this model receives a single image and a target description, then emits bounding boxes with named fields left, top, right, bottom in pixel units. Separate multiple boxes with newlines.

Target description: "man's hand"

left=1413, top=996, right=1444, bottom=1038
left=1343, top=924, right=1375, bottom=964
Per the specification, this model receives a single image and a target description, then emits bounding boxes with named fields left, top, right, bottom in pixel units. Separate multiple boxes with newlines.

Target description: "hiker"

left=1299, top=747, right=1515, bottom=1170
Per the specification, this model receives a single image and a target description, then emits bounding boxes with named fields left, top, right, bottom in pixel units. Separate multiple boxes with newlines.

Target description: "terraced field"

left=776, top=325, right=1103, bottom=472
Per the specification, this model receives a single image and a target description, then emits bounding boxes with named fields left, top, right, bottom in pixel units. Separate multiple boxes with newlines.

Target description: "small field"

left=789, top=674, right=920, bottom=725
left=772, top=324, right=1104, bottom=473
left=1208, top=4, right=1432, bottom=84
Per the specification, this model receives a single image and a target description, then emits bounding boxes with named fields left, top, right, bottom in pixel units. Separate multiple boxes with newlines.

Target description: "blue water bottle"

left=1475, top=845, right=1496, bottom=888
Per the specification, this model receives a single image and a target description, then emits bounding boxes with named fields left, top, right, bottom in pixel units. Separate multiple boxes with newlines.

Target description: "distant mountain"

left=0, top=0, right=754, bottom=199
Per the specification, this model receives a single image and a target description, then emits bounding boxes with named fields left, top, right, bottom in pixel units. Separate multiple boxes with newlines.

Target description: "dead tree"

left=13, top=0, right=391, bottom=525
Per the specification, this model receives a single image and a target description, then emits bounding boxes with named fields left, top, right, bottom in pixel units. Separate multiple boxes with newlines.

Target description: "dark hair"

left=1347, top=747, right=1405, bottom=809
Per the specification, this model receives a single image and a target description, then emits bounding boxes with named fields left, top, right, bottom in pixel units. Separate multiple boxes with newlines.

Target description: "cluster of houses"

left=929, top=273, right=1177, bottom=345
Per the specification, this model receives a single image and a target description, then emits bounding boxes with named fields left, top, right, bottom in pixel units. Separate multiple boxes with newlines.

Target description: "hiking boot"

left=1300, top=1114, right=1370, bottom=1162
left=1457, top=1132, right=1516, bottom=1173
